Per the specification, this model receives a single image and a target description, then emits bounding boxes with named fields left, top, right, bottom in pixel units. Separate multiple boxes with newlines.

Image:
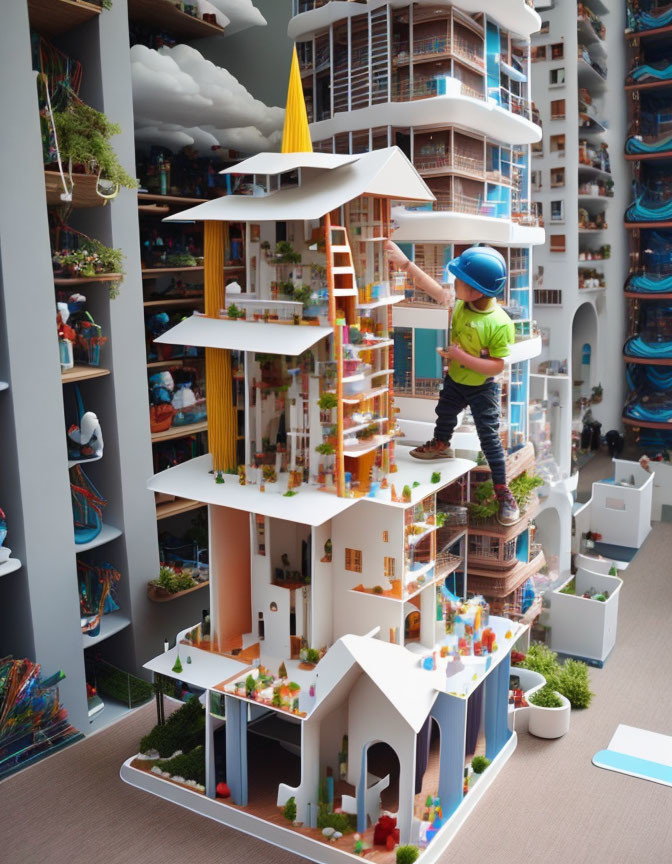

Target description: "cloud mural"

left=131, top=43, right=284, bottom=156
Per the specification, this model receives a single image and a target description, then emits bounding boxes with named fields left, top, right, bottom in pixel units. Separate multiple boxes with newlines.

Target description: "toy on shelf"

left=0, top=657, right=82, bottom=779
left=70, top=464, right=107, bottom=544
left=67, top=385, right=103, bottom=463
left=78, top=560, right=122, bottom=637
left=149, top=366, right=206, bottom=432
left=56, top=294, right=107, bottom=369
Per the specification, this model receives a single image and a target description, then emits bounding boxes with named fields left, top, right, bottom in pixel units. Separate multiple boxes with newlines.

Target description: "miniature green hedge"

left=529, top=685, right=563, bottom=709
left=140, top=696, right=205, bottom=758
left=95, top=664, right=153, bottom=708
left=155, top=745, right=206, bottom=786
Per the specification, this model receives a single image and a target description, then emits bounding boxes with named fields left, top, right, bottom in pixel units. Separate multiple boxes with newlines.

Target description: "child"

left=385, top=241, right=520, bottom=526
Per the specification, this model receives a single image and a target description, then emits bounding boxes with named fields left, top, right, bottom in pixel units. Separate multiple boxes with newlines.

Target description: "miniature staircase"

left=328, top=226, right=358, bottom=297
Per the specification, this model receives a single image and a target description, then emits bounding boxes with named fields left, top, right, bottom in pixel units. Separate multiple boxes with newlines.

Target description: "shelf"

left=0, top=382, right=8, bottom=392
left=44, top=170, right=107, bottom=209
left=142, top=267, right=204, bottom=277
left=341, top=386, right=389, bottom=405
left=623, top=354, right=672, bottom=366
left=156, top=497, right=206, bottom=520
left=28, top=0, right=102, bottom=38
left=623, top=416, right=672, bottom=430
left=624, top=292, right=672, bottom=300
left=356, top=295, right=405, bottom=310
left=577, top=58, right=607, bottom=91
left=147, top=580, right=209, bottom=602
left=151, top=420, right=208, bottom=443
left=138, top=204, right=171, bottom=216
left=54, top=274, right=123, bottom=286
left=625, top=24, right=672, bottom=42
left=61, top=365, right=111, bottom=384
left=625, top=79, right=672, bottom=93
left=138, top=193, right=208, bottom=205
left=82, top=613, right=131, bottom=648
left=128, top=0, right=227, bottom=40
left=0, top=558, right=22, bottom=578
left=75, top=523, right=122, bottom=553
left=68, top=453, right=103, bottom=469
left=625, top=221, right=672, bottom=230
left=578, top=164, right=612, bottom=180
left=147, top=357, right=204, bottom=369
left=625, top=150, right=672, bottom=162
left=143, top=297, right=204, bottom=308
left=88, top=696, right=137, bottom=732
left=342, top=434, right=391, bottom=457
left=349, top=339, right=394, bottom=353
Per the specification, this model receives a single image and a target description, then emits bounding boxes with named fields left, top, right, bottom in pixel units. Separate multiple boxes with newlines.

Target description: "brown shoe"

left=410, top=439, right=455, bottom=460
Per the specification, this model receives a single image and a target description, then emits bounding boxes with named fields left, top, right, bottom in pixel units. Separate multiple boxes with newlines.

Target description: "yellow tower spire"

left=281, top=46, right=313, bottom=154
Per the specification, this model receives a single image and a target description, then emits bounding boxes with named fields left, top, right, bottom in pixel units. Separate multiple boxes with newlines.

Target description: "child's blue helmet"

left=447, top=245, right=507, bottom=297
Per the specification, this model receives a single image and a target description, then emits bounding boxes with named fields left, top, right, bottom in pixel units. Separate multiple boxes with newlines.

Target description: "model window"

left=550, top=200, right=564, bottom=222
left=550, top=167, right=565, bottom=186
left=383, top=557, right=395, bottom=579
left=549, top=67, right=565, bottom=85
left=550, top=134, right=565, bottom=153
left=531, top=45, right=546, bottom=62
left=540, top=20, right=550, bottom=33
left=550, top=235, right=566, bottom=252
left=551, top=42, right=564, bottom=60
left=382, top=530, right=389, bottom=542
left=551, top=99, right=565, bottom=119
left=345, top=548, right=362, bottom=572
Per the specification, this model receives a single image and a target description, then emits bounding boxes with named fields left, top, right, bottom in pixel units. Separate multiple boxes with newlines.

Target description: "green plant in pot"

left=51, top=100, right=137, bottom=190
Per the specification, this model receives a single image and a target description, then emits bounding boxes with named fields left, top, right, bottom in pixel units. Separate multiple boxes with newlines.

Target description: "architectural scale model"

left=121, top=49, right=539, bottom=863
left=288, top=1, right=569, bottom=584
left=529, top=0, right=628, bottom=486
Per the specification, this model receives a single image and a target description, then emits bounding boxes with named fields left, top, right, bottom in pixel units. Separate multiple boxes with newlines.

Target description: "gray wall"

left=197, top=0, right=294, bottom=108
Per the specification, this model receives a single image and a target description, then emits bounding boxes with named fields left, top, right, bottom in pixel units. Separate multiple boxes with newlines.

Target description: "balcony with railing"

left=414, top=150, right=485, bottom=180
left=392, top=76, right=484, bottom=103
left=395, top=35, right=485, bottom=71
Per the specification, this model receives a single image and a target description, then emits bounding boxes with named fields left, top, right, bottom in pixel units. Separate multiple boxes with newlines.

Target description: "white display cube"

left=551, top=568, right=623, bottom=666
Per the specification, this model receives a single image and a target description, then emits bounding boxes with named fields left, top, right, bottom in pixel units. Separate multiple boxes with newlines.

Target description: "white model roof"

left=148, top=454, right=358, bottom=526
left=310, top=634, right=438, bottom=731
left=154, top=314, right=333, bottom=355
left=391, top=206, right=546, bottom=247
left=289, top=0, right=541, bottom=42
left=219, top=151, right=359, bottom=175
left=164, top=147, right=434, bottom=223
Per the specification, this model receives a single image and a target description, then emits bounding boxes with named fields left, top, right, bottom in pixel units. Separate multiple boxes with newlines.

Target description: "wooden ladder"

left=328, top=225, right=358, bottom=298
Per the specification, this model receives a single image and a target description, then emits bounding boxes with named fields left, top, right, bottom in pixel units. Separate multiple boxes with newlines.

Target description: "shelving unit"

left=155, top=498, right=205, bottom=520
left=151, top=420, right=208, bottom=443
left=128, top=0, right=227, bottom=40
left=0, top=0, right=170, bottom=737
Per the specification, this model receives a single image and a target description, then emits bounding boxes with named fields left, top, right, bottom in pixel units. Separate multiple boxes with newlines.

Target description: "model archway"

left=571, top=301, right=598, bottom=407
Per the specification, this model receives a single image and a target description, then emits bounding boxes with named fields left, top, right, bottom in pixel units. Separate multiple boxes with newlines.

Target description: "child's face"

left=454, top=277, right=485, bottom=302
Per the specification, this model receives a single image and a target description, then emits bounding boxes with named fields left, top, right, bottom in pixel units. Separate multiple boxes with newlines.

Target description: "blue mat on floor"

left=592, top=541, right=638, bottom=562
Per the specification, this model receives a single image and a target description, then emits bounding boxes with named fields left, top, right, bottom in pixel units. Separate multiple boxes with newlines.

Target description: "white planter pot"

left=551, top=568, right=622, bottom=664
left=528, top=692, right=571, bottom=739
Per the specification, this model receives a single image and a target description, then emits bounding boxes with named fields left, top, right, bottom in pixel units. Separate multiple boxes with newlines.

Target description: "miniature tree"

left=245, top=674, right=256, bottom=697
left=402, top=485, right=412, bottom=502
left=471, top=755, right=490, bottom=774
left=278, top=662, right=287, bottom=679
left=431, top=471, right=441, bottom=484
left=396, top=846, right=420, bottom=864
left=172, top=654, right=183, bottom=674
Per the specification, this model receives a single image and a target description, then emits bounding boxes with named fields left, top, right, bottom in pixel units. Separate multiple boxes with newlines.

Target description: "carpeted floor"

left=2, top=474, right=672, bottom=863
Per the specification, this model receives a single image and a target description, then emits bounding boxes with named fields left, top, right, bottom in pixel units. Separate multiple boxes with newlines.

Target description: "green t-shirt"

left=448, top=299, right=515, bottom=386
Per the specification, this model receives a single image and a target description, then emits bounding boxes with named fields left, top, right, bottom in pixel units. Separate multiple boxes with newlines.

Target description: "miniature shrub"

left=166, top=253, right=197, bottom=268
left=471, top=755, right=491, bottom=774
left=431, top=471, right=441, bottom=484
left=372, top=585, right=384, bottom=595
left=529, top=686, right=563, bottom=709
left=283, top=797, right=297, bottom=821
left=556, top=659, right=594, bottom=709
left=316, top=443, right=335, bottom=455
left=317, top=805, right=353, bottom=833
left=319, top=392, right=338, bottom=410
left=245, top=674, right=257, bottom=695
left=510, top=473, right=544, bottom=510
left=559, top=577, right=576, bottom=595
left=402, top=485, right=412, bottom=499
left=306, top=648, right=320, bottom=664
left=139, top=696, right=205, bottom=758
left=155, top=745, right=206, bottom=786
left=155, top=565, right=196, bottom=594
left=396, top=846, right=420, bottom=864
left=469, top=474, right=543, bottom=521
left=284, top=490, right=298, bottom=497
left=519, top=643, right=560, bottom=688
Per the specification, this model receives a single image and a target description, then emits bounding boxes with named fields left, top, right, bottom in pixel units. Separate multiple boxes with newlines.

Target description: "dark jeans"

left=434, top=376, right=507, bottom=486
